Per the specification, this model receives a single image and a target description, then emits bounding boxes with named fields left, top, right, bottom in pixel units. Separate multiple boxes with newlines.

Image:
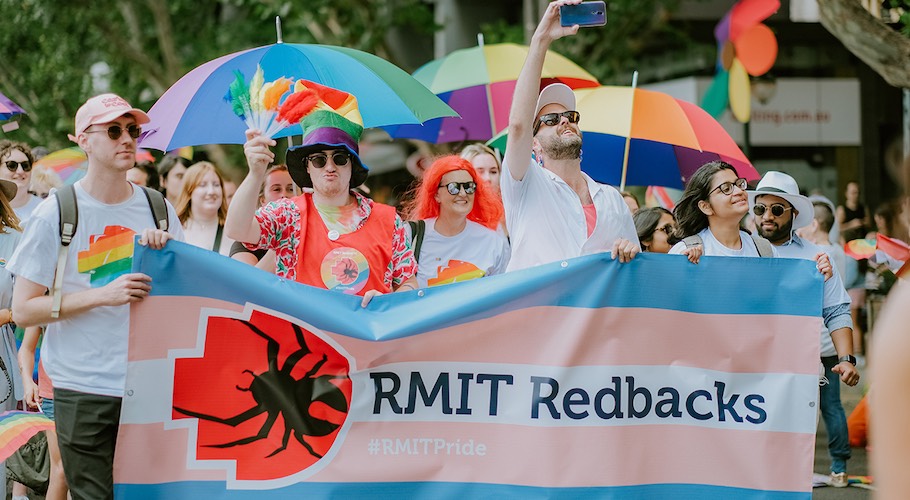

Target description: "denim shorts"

left=40, top=397, right=55, bottom=421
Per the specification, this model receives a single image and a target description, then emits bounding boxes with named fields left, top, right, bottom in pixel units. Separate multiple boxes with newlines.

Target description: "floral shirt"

left=246, top=192, right=417, bottom=289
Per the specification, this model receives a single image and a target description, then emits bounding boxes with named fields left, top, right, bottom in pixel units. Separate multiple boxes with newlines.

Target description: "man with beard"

left=749, top=171, right=858, bottom=487
left=501, top=0, right=639, bottom=271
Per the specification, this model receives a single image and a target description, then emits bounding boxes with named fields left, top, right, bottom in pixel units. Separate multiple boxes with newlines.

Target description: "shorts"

left=40, top=397, right=55, bottom=421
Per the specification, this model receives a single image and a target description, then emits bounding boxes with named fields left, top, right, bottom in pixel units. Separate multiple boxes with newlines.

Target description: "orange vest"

left=293, top=194, right=396, bottom=296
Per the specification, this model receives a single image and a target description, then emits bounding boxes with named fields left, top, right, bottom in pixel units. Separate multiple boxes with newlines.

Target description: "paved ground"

left=812, top=366, right=872, bottom=499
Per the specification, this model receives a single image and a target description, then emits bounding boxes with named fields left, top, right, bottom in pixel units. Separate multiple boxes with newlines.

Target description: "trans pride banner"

left=116, top=242, right=823, bottom=499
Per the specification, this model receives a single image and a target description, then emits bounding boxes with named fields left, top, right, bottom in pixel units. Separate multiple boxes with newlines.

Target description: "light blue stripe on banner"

left=133, top=241, right=823, bottom=340
left=115, top=481, right=810, bottom=499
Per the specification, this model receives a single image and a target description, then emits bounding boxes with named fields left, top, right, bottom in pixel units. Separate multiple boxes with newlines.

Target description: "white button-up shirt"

left=501, top=158, right=640, bottom=271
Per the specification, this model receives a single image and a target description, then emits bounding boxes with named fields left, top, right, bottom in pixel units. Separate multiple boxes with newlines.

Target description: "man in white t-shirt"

left=501, top=0, right=639, bottom=272
left=8, top=93, right=184, bottom=500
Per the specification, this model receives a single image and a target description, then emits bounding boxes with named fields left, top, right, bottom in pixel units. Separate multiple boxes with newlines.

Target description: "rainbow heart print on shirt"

left=427, top=260, right=485, bottom=287
left=78, top=226, right=136, bottom=286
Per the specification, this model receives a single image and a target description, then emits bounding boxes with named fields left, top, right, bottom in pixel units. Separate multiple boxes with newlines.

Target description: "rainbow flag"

left=645, top=185, right=680, bottom=210
left=77, top=225, right=136, bottom=286
left=0, top=411, right=54, bottom=462
left=876, top=233, right=910, bottom=262
left=117, top=244, right=822, bottom=498
left=845, top=238, right=876, bottom=260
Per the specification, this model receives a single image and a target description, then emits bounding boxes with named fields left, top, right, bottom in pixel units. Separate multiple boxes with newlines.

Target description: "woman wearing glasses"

left=0, top=141, right=41, bottom=222
left=176, top=162, right=234, bottom=255
left=633, top=207, right=675, bottom=253
left=405, top=155, right=509, bottom=288
left=668, top=161, right=777, bottom=260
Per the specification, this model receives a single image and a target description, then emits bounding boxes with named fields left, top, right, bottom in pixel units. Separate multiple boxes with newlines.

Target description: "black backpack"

left=50, top=185, right=169, bottom=318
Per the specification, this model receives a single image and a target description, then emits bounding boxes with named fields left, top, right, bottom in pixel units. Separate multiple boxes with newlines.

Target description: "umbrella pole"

left=619, top=71, right=639, bottom=192
left=276, top=16, right=283, bottom=43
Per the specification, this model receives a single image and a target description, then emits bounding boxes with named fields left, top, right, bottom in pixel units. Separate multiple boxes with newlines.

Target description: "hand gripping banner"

left=116, top=242, right=823, bottom=499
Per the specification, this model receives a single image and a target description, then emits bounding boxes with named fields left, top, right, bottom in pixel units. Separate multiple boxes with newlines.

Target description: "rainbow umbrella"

left=33, top=147, right=87, bottom=182
left=0, top=91, right=26, bottom=121
left=140, top=43, right=456, bottom=152
left=702, top=0, right=780, bottom=123
left=384, top=42, right=599, bottom=143
left=489, top=86, right=758, bottom=190
left=0, top=411, right=54, bottom=462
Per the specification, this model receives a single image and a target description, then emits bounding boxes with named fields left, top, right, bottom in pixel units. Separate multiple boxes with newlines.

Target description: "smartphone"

left=560, top=1, right=607, bottom=27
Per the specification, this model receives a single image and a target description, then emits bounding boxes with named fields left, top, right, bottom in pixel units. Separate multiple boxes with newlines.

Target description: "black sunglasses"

left=655, top=223, right=675, bottom=235
left=533, top=110, right=581, bottom=134
left=753, top=203, right=794, bottom=218
left=307, top=151, right=351, bottom=169
left=85, top=124, right=142, bottom=140
left=438, top=181, right=477, bottom=195
left=3, top=160, right=31, bottom=172
left=709, top=177, right=748, bottom=196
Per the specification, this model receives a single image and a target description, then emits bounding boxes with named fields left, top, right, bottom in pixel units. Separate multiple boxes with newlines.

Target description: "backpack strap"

left=52, top=186, right=78, bottom=318
left=50, top=185, right=169, bottom=319
left=750, top=233, right=774, bottom=258
left=407, top=220, right=426, bottom=263
left=682, top=234, right=703, bottom=249
left=140, top=186, right=169, bottom=231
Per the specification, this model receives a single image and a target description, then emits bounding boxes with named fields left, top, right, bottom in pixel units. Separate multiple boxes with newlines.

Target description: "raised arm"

left=225, top=129, right=275, bottom=243
left=504, top=0, right=580, bottom=181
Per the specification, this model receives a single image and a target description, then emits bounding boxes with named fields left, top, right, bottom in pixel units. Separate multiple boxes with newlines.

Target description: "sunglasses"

left=655, top=223, right=675, bottom=235
left=3, top=160, right=31, bottom=172
left=438, top=181, right=477, bottom=195
left=753, top=203, right=794, bottom=218
left=28, top=190, right=49, bottom=199
left=307, top=151, right=351, bottom=169
left=709, top=177, right=748, bottom=196
left=85, top=124, right=142, bottom=140
left=533, top=110, right=581, bottom=134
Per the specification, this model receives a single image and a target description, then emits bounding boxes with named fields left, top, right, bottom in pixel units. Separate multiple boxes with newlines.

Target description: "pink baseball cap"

left=74, top=93, right=150, bottom=136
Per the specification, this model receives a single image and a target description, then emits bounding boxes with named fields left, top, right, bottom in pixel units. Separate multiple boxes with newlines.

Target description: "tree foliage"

left=0, top=0, right=434, bottom=151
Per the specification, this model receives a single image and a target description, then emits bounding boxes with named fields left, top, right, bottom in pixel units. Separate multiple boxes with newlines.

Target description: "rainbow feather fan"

left=225, top=65, right=303, bottom=138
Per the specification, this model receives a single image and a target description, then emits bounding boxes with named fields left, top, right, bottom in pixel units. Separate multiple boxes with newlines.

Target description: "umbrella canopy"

left=384, top=43, right=599, bottom=143
left=488, top=86, right=758, bottom=190
left=33, top=147, right=87, bottom=183
left=140, top=43, right=457, bottom=152
left=0, top=92, right=26, bottom=121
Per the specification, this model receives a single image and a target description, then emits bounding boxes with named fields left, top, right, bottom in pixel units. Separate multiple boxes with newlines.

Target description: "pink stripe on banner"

left=114, top=421, right=812, bottom=492
left=129, top=297, right=243, bottom=362
left=133, top=298, right=820, bottom=374
left=327, top=307, right=821, bottom=375
left=115, top=424, right=225, bottom=483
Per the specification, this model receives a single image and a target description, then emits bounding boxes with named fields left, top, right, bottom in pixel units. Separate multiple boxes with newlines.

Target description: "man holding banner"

left=501, top=0, right=639, bottom=271
left=8, top=93, right=183, bottom=500
left=749, top=171, right=859, bottom=487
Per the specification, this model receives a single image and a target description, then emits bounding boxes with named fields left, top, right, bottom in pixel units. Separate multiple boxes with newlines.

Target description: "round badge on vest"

left=327, top=229, right=340, bottom=241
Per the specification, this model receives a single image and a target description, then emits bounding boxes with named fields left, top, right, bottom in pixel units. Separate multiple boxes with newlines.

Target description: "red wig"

left=405, top=155, right=503, bottom=230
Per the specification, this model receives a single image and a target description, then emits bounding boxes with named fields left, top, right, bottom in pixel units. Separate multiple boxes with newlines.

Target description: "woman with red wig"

left=405, top=155, right=510, bottom=288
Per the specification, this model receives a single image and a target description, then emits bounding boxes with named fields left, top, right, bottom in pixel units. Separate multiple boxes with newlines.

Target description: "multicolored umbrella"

left=384, top=42, right=599, bottom=143
left=33, top=147, right=87, bottom=182
left=140, top=43, right=456, bottom=152
left=0, top=91, right=26, bottom=121
left=489, top=86, right=758, bottom=190
left=702, top=0, right=779, bottom=123
left=0, top=411, right=54, bottom=462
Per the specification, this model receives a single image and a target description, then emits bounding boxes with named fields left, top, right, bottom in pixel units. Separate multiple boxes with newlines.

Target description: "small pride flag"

left=0, top=411, right=54, bottom=462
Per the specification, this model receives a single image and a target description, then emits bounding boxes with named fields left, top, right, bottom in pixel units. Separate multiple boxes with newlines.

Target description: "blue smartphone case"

left=559, top=2, right=607, bottom=27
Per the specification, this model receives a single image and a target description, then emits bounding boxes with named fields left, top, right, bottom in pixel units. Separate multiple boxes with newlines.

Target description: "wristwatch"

left=838, top=355, right=857, bottom=366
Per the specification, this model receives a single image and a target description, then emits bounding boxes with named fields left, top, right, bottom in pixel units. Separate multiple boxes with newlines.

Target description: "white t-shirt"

left=413, top=218, right=510, bottom=288
left=7, top=182, right=184, bottom=397
left=668, top=227, right=780, bottom=258
left=501, top=158, right=639, bottom=271
left=13, top=195, right=41, bottom=223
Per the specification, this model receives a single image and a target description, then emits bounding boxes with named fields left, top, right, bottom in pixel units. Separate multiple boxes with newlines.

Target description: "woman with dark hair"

left=633, top=207, right=675, bottom=253
left=668, top=161, right=773, bottom=260
left=0, top=140, right=41, bottom=222
left=404, top=155, right=509, bottom=288
left=158, top=154, right=190, bottom=205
